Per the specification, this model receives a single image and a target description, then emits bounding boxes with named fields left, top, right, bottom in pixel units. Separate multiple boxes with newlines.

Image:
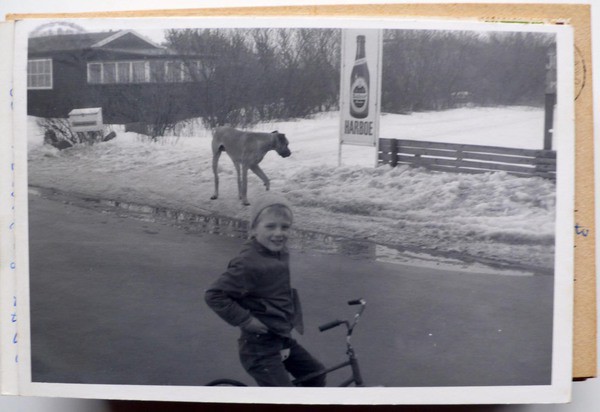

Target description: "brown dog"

left=210, top=126, right=291, bottom=205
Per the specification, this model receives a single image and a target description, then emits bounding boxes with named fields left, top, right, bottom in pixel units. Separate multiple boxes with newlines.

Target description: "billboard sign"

left=339, top=29, right=382, bottom=147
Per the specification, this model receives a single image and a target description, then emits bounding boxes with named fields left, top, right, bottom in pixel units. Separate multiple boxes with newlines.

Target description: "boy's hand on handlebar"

left=240, top=317, right=269, bottom=334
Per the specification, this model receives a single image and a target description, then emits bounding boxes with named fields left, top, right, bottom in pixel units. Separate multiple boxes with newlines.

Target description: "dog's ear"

left=271, top=130, right=278, bottom=134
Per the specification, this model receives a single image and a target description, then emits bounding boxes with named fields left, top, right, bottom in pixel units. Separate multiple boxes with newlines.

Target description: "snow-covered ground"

left=27, top=107, right=555, bottom=273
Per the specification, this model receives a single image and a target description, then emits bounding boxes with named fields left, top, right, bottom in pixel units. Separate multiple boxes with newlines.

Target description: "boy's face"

left=251, top=208, right=292, bottom=253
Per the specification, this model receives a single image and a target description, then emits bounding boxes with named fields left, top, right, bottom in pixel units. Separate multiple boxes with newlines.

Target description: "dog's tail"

left=212, top=127, right=227, bottom=153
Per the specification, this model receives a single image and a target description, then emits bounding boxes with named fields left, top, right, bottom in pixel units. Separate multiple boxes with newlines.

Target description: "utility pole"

left=544, top=46, right=557, bottom=151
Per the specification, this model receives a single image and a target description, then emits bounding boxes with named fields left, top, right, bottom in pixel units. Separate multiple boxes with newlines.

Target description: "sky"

left=27, top=19, right=168, bottom=45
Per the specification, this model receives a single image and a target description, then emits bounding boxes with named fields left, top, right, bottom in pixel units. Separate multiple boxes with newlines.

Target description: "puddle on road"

left=69, top=195, right=432, bottom=266
left=30, top=187, right=541, bottom=276
left=103, top=199, right=249, bottom=238
left=92, top=199, right=539, bottom=275
left=96, top=198, right=380, bottom=259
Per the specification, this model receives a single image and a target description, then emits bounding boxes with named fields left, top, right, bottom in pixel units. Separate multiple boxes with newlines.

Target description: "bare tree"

left=382, top=30, right=554, bottom=113
left=165, top=27, right=341, bottom=127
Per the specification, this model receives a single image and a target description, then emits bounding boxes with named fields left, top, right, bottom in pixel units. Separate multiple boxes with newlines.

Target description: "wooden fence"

left=378, top=138, right=556, bottom=180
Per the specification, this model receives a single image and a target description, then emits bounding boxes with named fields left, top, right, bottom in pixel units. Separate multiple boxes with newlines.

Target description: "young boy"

left=205, top=193, right=326, bottom=387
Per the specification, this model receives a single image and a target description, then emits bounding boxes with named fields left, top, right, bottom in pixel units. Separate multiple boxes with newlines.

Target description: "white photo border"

left=12, top=16, right=574, bottom=404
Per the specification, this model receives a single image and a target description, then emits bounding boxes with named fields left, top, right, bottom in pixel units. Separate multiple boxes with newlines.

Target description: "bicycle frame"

left=292, top=298, right=366, bottom=387
left=206, top=298, right=367, bottom=387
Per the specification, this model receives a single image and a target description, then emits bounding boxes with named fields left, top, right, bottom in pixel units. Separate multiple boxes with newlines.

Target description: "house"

left=27, top=30, right=210, bottom=125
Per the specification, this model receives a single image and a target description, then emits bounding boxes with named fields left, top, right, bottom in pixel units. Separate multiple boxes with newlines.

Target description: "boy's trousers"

left=238, top=332, right=326, bottom=387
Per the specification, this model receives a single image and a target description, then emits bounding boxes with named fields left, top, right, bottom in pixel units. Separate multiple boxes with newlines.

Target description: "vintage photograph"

left=14, top=16, right=574, bottom=403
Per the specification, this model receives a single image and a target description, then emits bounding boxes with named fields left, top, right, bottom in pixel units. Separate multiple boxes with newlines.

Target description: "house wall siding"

left=28, top=49, right=205, bottom=124
left=28, top=51, right=89, bottom=118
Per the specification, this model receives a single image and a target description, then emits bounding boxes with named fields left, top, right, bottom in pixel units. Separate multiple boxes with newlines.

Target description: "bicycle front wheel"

left=206, top=378, right=248, bottom=386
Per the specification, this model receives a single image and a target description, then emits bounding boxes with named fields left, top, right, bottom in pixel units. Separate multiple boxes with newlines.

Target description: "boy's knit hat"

left=249, top=192, right=293, bottom=228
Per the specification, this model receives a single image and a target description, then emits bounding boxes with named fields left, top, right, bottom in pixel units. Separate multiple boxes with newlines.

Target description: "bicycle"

left=206, top=298, right=367, bottom=387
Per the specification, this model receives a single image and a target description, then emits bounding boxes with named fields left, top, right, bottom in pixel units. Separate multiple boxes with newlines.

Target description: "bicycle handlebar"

left=319, top=298, right=366, bottom=334
left=319, top=319, right=345, bottom=332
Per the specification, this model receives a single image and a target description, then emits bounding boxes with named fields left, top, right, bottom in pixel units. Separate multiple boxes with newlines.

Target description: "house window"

left=87, top=60, right=203, bottom=84
left=88, top=63, right=102, bottom=84
left=117, top=62, right=131, bottom=83
left=149, top=60, right=165, bottom=82
left=103, top=63, right=116, bottom=83
left=183, top=61, right=205, bottom=81
left=27, top=59, right=53, bottom=89
left=132, top=61, right=147, bottom=83
left=165, top=61, right=182, bottom=82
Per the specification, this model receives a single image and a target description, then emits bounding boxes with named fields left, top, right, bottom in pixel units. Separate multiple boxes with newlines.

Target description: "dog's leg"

left=232, top=161, right=242, bottom=200
left=250, top=165, right=270, bottom=191
left=210, top=148, right=222, bottom=200
left=241, top=166, right=250, bottom=206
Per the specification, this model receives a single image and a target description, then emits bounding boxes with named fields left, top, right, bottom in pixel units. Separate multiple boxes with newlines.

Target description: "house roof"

left=28, top=30, right=164, bottom=54
left=28, top=29, right=214, bottom=60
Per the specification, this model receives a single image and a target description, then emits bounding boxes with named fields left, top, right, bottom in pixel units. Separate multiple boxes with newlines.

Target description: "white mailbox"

left=68, top=107, right=103, bottom=132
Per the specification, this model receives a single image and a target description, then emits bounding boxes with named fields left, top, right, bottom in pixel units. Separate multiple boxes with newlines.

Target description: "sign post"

left=339, top=29, right=383, bottom=167
left=544, top=46, right=556, bottom=150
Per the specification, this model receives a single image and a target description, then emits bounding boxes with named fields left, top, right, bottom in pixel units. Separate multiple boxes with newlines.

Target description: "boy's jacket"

left=205, top=238, right=304, bottom=336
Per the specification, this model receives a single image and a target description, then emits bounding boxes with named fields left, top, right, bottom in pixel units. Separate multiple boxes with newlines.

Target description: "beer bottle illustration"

left=350, top=35, right=370, bottom=119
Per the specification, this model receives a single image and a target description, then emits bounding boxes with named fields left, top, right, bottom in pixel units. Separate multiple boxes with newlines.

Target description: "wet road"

left=28, top=193, right=553, bottom=387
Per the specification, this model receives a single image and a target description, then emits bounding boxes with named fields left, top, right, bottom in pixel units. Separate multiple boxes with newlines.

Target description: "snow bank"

left=27, top=107, right=555, bottom=272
